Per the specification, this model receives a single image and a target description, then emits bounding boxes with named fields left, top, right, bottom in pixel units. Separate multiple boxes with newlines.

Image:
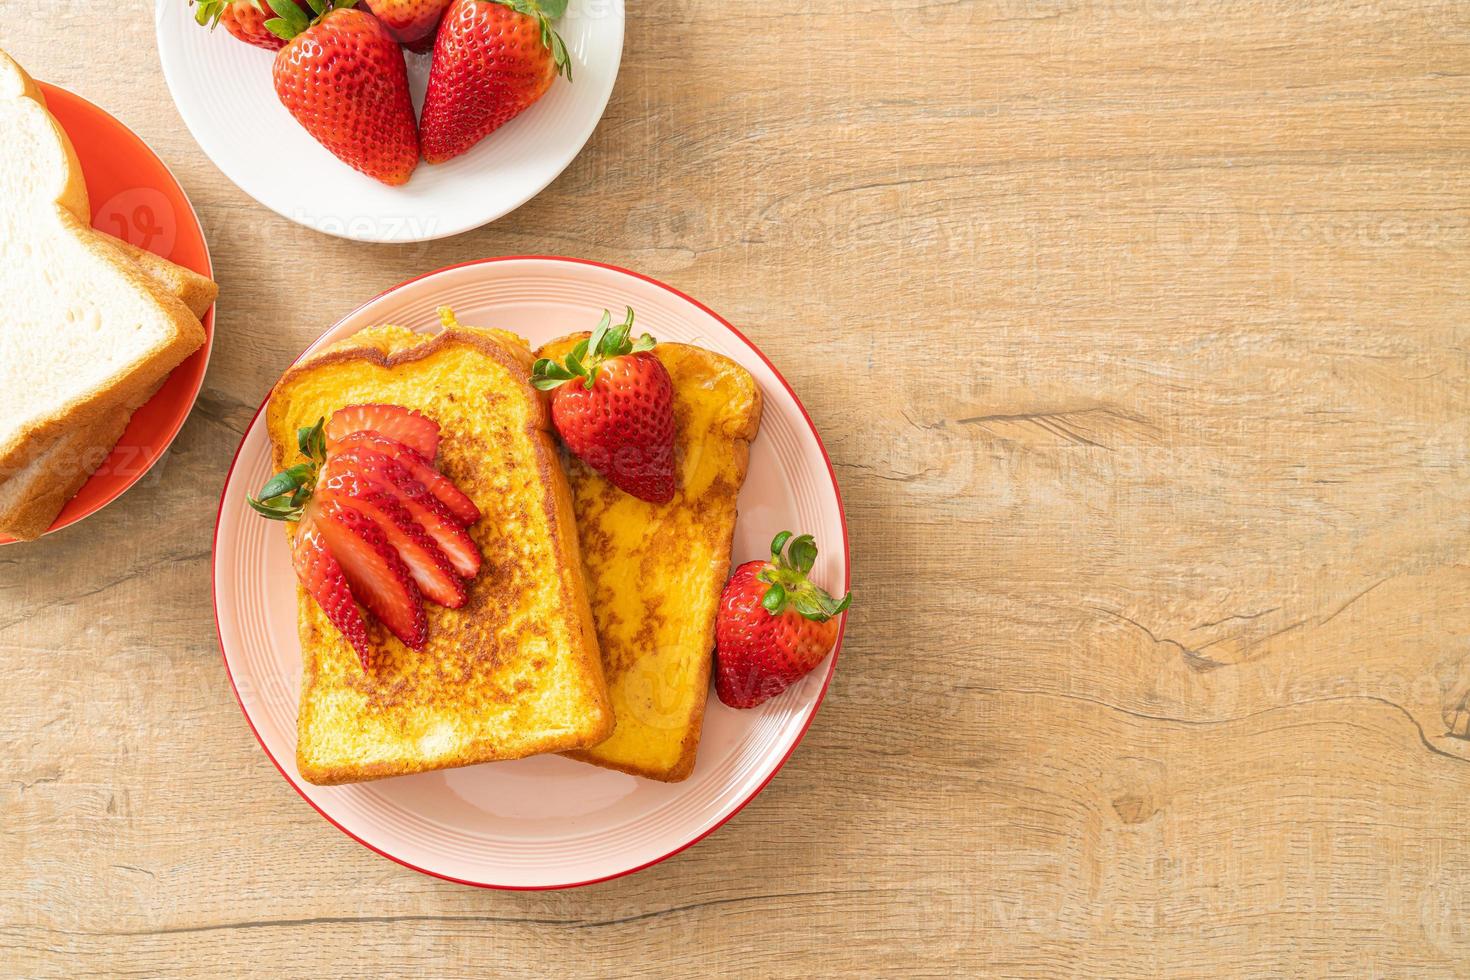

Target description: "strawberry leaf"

left=531, top=357, right=575, bottom=390
left=564, top=349, right=586, bottom=379
left=538, top=0, right=569, bottom=18
left=762, top=582, right=787, bottom=615
left=792, top=590, right=827, bottom=621
left=257, top=463, right=312, bottom=501
left=585, top=310, right=612, bottom=361
left=548, top=28, right=571, bottom=81
left=532, top=358, right=573, bottom=380
left=249, top=416, right=323, bottom=524
left=787, top=534, right=817, bottom=574
left=601, top=307, right=634, bottom=355
left=297, top=417, right=326, bottom=460
left=770, top=530, right=793, bottom=561
left=630, top=333, right=656, bottom=353
left=246, top=496, right=303, bottom=521
left=266, top=0, right=311, bottom=37
left=193, top=0, right=224, bottom=28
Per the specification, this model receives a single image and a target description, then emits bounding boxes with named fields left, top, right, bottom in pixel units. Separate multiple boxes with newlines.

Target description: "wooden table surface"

left=4, top=1, right=1469, bottom=976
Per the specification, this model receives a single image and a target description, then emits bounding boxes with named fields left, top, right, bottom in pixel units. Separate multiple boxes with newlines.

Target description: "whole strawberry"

left=715, top=532, right=851, bottom=709
left=362, top=0, right=452, bottom=51
left=193, top=0, right=306, bottom=50
left=532, top=308, right=677, bottom=504
left=418, top=0, right=572, bottom=164
left=267, top=0, right=420, bottom=186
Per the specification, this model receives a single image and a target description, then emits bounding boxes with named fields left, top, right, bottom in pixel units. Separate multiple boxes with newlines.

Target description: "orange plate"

left=0, top=83, right=216, bottom=544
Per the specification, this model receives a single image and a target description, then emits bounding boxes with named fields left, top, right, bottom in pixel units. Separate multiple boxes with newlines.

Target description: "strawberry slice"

left=314, top=497, right=428, bottom=649
left=327, top=404, right=440, bottom=460
left=330, top=448, right=482, bottom=579
left=318, top=469, right=467, bottom=609
left=292, top=515, right=374, bottom=671
left=331, top=430, right=481, bottom=527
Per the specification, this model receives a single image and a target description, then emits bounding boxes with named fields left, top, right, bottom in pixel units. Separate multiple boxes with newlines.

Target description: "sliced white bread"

left=0, top=50, right=207, bottom=538
left=0, top=245, right=214, bottom=539
left=99, top=232, right=217, bottom=321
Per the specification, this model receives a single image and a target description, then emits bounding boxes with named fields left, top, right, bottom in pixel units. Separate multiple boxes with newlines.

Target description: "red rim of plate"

left=212, top=256, right=849, bottom=890
left=0, top=82, right=216, bottom=544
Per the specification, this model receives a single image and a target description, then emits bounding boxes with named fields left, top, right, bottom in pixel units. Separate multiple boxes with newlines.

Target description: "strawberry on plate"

left=362, top=0, right=452, bottom=51
left=292, top=514, right=374, bottom=669
left=249, top=410, right=483, bottom=669
left=418, top=0, right=572, bottom=165
left=331, top=430, right=481, bottom=526
left=267, top=0, right=420, bottom=186
left=715, top=531, right=851, bottom=709
left=328, top=447, right=482, bottom=577
left=319, top=472, right=467, bottom=609
left=531, top=307, right=677, bottom=504
left=313, top=496, right=427, bottom=649
left=193, top=0, right=306, bottom=50
left=326, top=404, right=440, bottom=460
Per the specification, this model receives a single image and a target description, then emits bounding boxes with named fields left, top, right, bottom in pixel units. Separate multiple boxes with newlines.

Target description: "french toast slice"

left=267, top=317, right=612, bottom=785
left=539, top=336, right=763, bottom=782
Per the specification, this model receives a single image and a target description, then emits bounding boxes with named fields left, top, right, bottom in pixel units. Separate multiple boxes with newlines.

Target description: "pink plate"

left=212, top=257, right=848, bottom=889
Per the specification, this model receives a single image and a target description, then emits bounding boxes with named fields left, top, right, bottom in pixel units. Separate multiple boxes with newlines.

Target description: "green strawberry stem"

left=247, top=417, right=326, bottom=522
left=756, top=530, right=851, bottom=622
left=496, top=0, right=573, bottom=82
left=192, top=0, right=234, bottom=29
left=263, top=0, right=356, bottom=42
left=531, top=306, right=655, bottom=391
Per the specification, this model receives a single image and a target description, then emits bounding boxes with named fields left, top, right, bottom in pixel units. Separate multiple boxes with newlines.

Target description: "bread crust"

left=269, top=323, right=613, bottom=786
left=98, top=233, right=218, bottom=319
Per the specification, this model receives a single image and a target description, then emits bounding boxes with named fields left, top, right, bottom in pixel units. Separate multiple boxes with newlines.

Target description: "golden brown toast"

left=268, top=317, right=612, bottom=785
left=539, top=337, right=763, bottom=782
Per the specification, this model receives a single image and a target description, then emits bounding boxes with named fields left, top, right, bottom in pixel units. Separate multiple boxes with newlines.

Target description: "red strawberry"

left=314, top=496, right=428, bottom=649
left=714, top=532, right=850, bottom=709
left=331, top=448, right=482, bottom=577
left=269, top=1, right=419, bottom=186
left=248, top=412, right=483, bottom=661
left=326, top=404, right=440, bottom=460
left=319, top=472, right=467, bottom=608
left=362, top=0, right=451, bottom=50
left=331, top=430, right=480, bottom=526
left=292, top=515, right=374, bottom=670
left=531, top=308, right=677, bottom=504
left=193, top=0, right=306, bottom=50
left=418, top=0, right=572, bottom=164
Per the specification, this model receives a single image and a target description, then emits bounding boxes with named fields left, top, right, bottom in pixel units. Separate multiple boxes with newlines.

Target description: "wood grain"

left=3, top=0, right=1469, bottom=975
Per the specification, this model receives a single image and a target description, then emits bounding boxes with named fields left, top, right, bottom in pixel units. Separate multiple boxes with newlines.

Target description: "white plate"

left=212, top=257, right=850, bottom=888
left=154, top=1, right=623, bottom=243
